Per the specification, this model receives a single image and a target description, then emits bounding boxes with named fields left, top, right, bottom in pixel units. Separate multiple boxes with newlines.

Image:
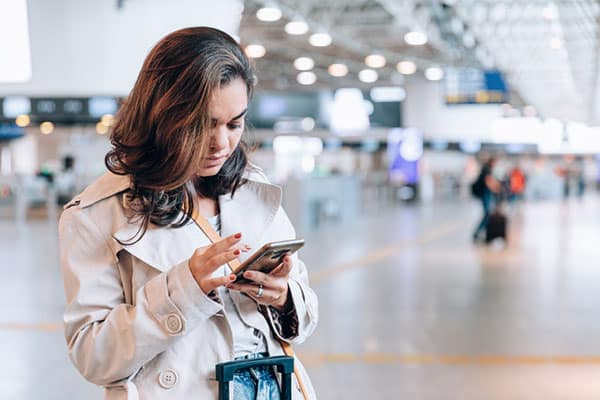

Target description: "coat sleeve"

left=59, top=207, right=222, bottom=386
left=263, top=207, right=319, bottom=345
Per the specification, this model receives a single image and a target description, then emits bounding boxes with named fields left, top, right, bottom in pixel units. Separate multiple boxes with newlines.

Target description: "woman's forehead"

left=209, top=78, right=248, bottom=123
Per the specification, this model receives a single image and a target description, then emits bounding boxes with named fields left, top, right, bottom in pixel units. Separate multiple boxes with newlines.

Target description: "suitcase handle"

left=216, top=355, right=294, bottom=400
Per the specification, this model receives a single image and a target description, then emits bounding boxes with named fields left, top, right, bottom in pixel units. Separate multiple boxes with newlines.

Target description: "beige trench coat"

left=59, top=171, right=319, bottom=399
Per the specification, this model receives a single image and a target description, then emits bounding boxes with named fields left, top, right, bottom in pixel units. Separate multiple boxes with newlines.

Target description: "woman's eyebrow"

left=230, top=108, right=248, bottom=121
left=211, top=108, right=248, bottom=125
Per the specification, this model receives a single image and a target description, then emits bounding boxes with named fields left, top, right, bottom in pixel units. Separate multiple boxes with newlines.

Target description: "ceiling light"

left=15, top=114, right=30, bottom=127
left=543, top=4, right=558, bottom=20
left=297, top=71, right=317, bottom=85
left=365, top=54, right=386, bottom=68
left=397, top=61, right=417, bottom=75
left=359, top=69, right=378, bottom=83
left=96, top=122, right=108, bottom=135
left=294, top=57, right=314, bottom=71
left=425, top=67, right=444, bottom=81
left=256, top=7, right=282, bottom=22
left=40, top=121, right=54, bottom=135
left=285, top=20, right=309, bottom=35
left=309, top=32, right=332, bottom=47
left=100, top=114, right=114, bottom=126
left=245, top=44, right=266, bottom=58
left=370, top=87, right=406, bottom=102
left=328, top=63, right=348, bottom=77
left=404, top=31, right=428, bottom=46
left=550, top=37, right=563, bottom=49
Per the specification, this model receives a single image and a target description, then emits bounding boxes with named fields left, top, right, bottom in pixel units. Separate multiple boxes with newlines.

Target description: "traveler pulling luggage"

left=472, top=157, right=504, bottom=244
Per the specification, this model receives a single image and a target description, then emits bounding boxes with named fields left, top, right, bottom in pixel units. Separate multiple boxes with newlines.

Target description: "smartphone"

left=232, top=239, right=305, bottom=283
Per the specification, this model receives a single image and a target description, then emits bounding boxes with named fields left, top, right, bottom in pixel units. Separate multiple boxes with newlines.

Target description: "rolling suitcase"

left=216, top=355, right=295, bottom=400
left=485, top=208, right=507, bottom=243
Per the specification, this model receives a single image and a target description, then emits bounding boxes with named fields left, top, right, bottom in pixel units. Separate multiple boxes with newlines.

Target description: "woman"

left=59, top=27, right=318, bottom=400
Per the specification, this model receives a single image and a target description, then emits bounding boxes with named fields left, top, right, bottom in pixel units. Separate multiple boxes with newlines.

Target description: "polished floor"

left=2, top=194, right=600, bottom=399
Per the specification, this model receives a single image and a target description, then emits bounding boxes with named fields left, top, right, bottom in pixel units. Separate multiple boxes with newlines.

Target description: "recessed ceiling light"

left=397, top=61, right=417, bottom=75
left=425, top=67, right=444, bottom=81
left=404, top=31, right=428, bottom=46
left=256, top=7, right=282, bottom=22
left=328, top=63, right=349, bottom=77
left=40, top=121, right=54, bottom=135
left=297, top=71, right=317, bottom=85
left=244, top=44, right=266, bottom=58
left=15, top=114, right=30, bottom=127
left=285, top=20, right=309, bottom=35
left=359, top=69, right=378, bottom=83
left=365, top=54, right=386, bottom=69
left=294, top=57, right=315, bottom=71
left=309, top=32, right=332, bottom=47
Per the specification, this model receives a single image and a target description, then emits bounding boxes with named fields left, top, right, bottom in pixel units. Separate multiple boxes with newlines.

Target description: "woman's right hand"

left=188, top=232, right=249, bottom=295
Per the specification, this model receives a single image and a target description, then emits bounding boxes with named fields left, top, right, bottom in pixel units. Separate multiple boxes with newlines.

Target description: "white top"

left=207, top=214, right=267, bottom=357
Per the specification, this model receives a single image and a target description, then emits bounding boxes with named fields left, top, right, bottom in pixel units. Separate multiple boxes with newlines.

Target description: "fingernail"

left=233, top=249, right=241, bottom=256
left=234, top=233, right=242, bottom=239
left=244, top=271, right=252, bottom=278
left=229, top=275, right=236, bottom=281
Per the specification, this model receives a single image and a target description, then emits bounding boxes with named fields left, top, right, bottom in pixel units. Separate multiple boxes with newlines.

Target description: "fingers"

left=270, top=255, right=293, bottom=277
left=202, top=274, right=236, bottom=294
left=227, top=282, right=281, bottom=303
left=206, top=247, right=245, bottom=271
left=203, top=232, right=243, bottom=258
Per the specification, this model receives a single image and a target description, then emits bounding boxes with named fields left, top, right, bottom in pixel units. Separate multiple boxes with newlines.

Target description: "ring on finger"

left=256, top=284, right=264, bottom=298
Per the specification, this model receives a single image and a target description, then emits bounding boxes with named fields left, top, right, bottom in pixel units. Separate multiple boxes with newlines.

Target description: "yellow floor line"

left=311, top=220, right=467, bottom=284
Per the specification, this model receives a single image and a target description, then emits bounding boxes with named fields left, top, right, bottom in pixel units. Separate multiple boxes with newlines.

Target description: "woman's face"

left=198, top=77, right=248, bottom=177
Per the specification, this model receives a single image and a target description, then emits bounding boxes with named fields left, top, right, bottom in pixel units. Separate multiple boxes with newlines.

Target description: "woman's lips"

left=203, top=155, right=227, bottom=167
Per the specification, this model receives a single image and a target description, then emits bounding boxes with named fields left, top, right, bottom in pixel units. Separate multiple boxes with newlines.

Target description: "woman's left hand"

left=226, top=255, right=293, bottom=311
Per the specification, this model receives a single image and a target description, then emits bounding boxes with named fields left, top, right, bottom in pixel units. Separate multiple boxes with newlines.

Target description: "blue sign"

left=0, top=124, right=25, bottom=140
left=445, top=68, right=509, bottom=104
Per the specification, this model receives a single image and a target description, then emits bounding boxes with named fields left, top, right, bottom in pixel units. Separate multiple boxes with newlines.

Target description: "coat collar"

left=89, top=171, right=283, bottom=273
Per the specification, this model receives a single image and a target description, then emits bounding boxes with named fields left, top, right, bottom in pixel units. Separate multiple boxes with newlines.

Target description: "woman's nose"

left=210, top=126, right=228, bottom=151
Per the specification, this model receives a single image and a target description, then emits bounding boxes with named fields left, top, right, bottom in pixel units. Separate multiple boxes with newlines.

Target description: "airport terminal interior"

left=3, top=0, right=600, bottom=399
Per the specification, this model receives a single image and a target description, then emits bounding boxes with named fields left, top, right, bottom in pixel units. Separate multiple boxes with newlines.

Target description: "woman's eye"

left=228, top=123, right=242, bottom=130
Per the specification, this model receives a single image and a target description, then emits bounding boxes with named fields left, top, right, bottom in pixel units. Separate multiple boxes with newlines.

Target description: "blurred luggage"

left=486, top=207, right=507, bottom=243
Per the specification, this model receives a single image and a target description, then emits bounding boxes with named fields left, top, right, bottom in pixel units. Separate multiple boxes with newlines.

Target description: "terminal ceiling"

left=241, top=0, right=600, bottom=124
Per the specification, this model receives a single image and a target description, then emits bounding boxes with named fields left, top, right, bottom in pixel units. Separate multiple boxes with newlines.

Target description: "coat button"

left=158, top=369, right=178, bottom=389
left=165, top=314, right=183, bottom=334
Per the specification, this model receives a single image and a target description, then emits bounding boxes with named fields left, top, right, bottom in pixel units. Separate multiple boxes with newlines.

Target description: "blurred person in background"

left=58, top=27, right=318, bottom=400
left=471, top=156, right=502, bottom=242
left=55, top=154, right=77, bottom=205
left=576, top=157, right=586, bottom=198
left=508, top=164, right=526, bottom=205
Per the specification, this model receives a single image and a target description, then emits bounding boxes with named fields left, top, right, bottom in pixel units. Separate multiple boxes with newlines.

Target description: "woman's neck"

left=196, top=196, right=218, bottom=218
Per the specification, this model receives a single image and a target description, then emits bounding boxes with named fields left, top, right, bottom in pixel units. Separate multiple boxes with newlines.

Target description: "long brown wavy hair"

left=105, top=27, right=255, bottom=243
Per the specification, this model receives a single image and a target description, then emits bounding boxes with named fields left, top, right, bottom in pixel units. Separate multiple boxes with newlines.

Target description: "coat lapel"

left=113, top=178, right=282, bottom=282
left=219, top=180, right=282, bottom=330
left=114, top=215, right=211, bottom=273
